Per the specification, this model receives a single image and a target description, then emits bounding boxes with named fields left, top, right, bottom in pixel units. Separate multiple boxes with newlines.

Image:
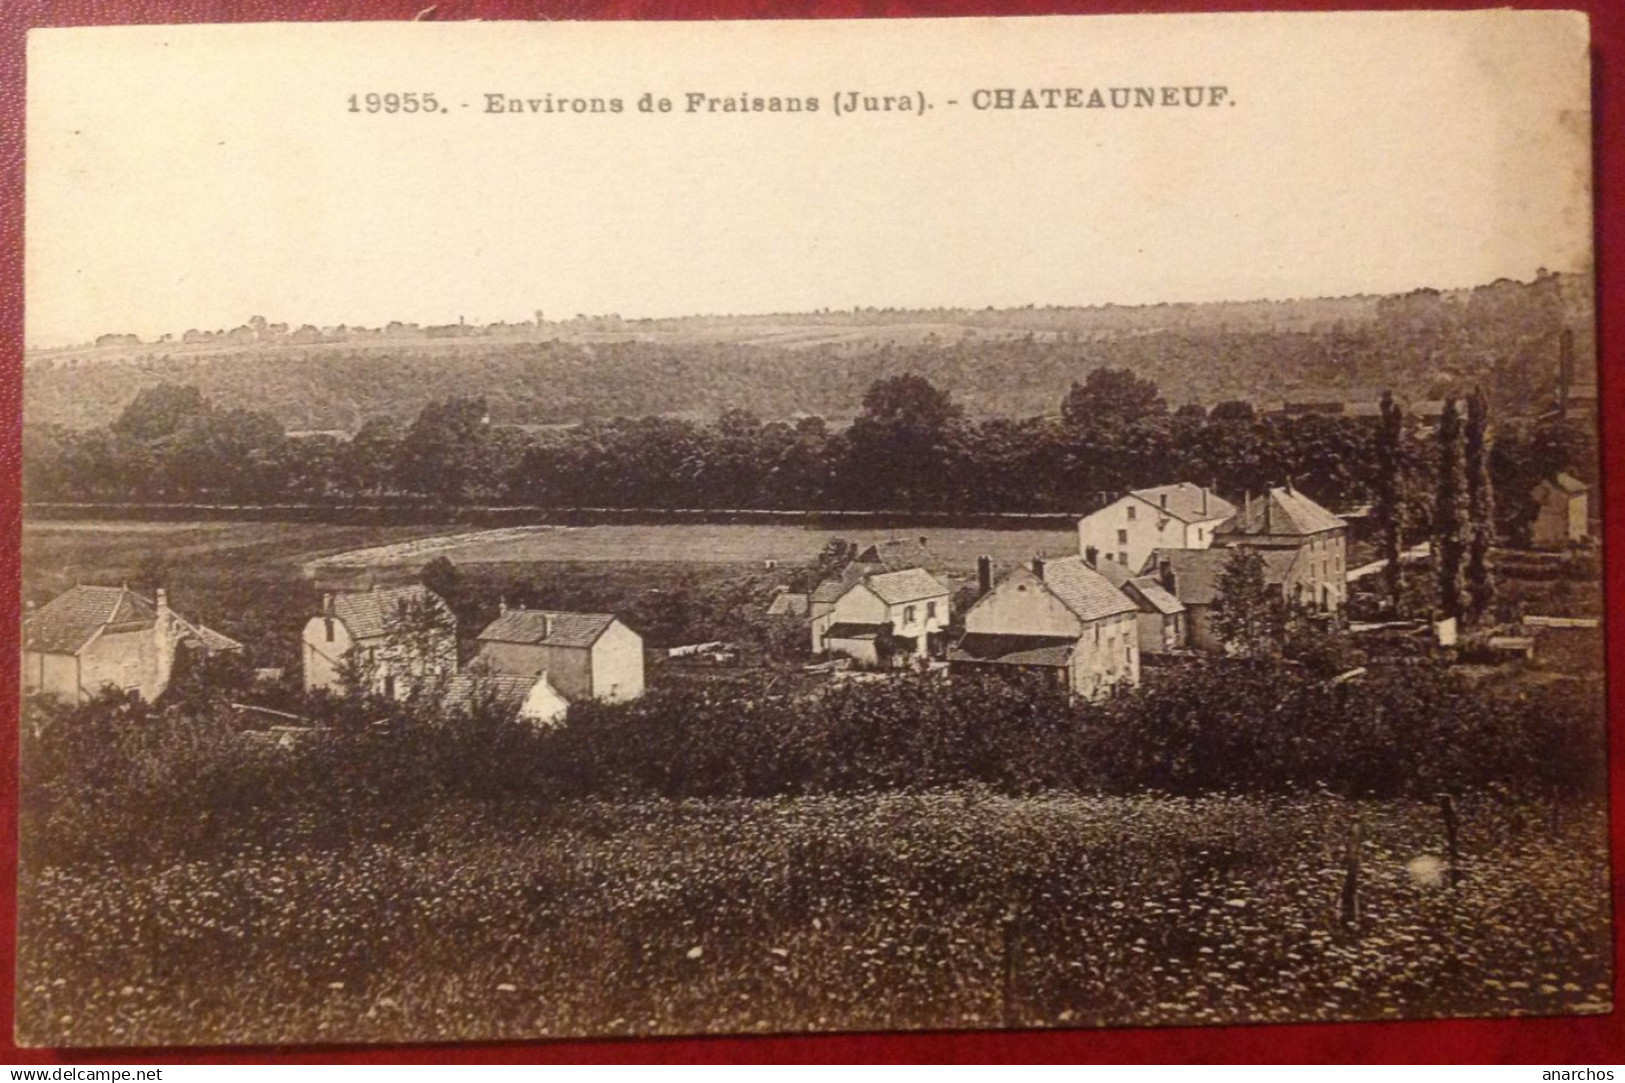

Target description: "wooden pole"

left=1339, top=816, right=1362, bottom=928
left=1439, top=793, right=1462, bottom=888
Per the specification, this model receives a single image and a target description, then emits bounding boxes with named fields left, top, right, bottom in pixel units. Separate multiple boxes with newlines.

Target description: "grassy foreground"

left=17, top=791, right=1611, bottom=1047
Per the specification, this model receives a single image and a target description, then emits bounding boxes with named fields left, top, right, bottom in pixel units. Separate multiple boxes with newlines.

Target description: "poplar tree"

left=1434, top=399, right=1468, bottom=622
left=1374, top=391, right=1406, bottom=610
left=1464, top=387, right=1496, bottom=622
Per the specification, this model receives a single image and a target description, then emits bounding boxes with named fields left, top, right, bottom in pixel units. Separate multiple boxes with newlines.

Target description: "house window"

left=926, top=600, right=937, bottom=620
left=1117, top=529, right=1129, bottom=544
left=1197, top=528, right=1204, bottom=541
left=904, top=605, right=916, bottom=624
left=325, top=617, right=335, bottom=642
left=1127, top=505, right=1136, bottom=521
left=383, top=674, right=396, bottom=699
left=1125, top=642, right=1132, bottom=662
left=1118, top=551, right=1128, bottom=566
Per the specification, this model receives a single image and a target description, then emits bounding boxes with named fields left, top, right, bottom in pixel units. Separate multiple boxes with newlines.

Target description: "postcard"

left=17, top=11, right=1605, bottom=1047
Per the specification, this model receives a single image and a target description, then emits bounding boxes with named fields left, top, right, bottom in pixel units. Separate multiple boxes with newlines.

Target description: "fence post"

left=1439, top=793, right=1461, bottom=887
left=1339, top=815, right=1362, bottom=928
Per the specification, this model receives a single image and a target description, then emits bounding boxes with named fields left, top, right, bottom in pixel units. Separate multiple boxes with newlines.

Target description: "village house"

left=949, top=556, right=1140, bottom=699
left=1076, top=483, right=1236, bottom=575
left=1094, top=557, right=1189, bottom=655
left=851, top=536, right=938, bottom=573
left=471, top=605, right=645, bottom=704
left=1143, top=547, right=1303, bottom=653
left=811, top=567, right=951, bottom=667
left=441, top=670, right=571, bottom=728
left=1212, top=483, right=1348, bottom=613
left=302, top=585, right=457, bottom=701
left=1530, top=473, right=1589, bottom=549
left=23, top=585, right=242, bottom=704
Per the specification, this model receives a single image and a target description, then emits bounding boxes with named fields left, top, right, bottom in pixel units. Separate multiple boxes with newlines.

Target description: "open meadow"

left=17, top=791, right=1611, bottom=1047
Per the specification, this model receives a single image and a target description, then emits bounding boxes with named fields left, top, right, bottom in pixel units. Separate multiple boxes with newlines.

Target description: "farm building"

left=811, top=567, right=951, bottom=666
left=1076, top=483, right=1235, bottom=577
left=851, top=537, right=939, bottom=573
left=1146, top=547, right=1303, bottom=653
left=442, top=670, right=571, bottom=728
left=1213, top=483, right=1348, bottom=613
left=472, top=606, right=644, bottom=704
left=302, top=585, right=457, bottom=701
left=23, top=585, right=241, bottom=704
left=1530, top=473, right=1589, bottom=549
left=765, top=588, right=811, bottom=618
left=1095, top=557, right=1188, bottom=655
left=950, top=556, right=1139, bottom=700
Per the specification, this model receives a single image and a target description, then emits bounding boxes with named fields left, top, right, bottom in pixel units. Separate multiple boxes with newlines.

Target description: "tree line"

left=22, top=372, right=1594, bottom=535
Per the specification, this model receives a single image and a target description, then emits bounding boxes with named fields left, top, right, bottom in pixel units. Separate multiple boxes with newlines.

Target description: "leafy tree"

left=111, top=384, right=210, bottom=443
left=421, top=556, right=461, bottom=611
left=1060, top=367, right=1168, bottom=428
left=1210, top=546, right=1282, bottom=657
left=1464, top=388, right=1496, bottom=622
left=1433, top=398, right=1468, bottom=621
left=842, top=375, right=965, bottom=509
left=395, top=397, right=492, bottom=502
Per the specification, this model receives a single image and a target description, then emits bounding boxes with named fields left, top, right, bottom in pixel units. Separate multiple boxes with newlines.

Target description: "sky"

left=24, top=11, right=1594, bottom=346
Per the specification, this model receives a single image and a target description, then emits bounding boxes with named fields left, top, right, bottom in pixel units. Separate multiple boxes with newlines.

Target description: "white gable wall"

left=964, top=568, right=1084, bottom=639
left=1079, top=494, right=1225, bottom=575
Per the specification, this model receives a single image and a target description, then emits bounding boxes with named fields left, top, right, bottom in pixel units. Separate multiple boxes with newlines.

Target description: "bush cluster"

left=21, top=656, right=1605, bottom=867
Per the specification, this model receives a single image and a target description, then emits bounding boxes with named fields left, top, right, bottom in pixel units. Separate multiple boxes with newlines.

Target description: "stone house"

left=23, top=585, right=241, bottom=704
left=949, top=556, right=1140, bottom=700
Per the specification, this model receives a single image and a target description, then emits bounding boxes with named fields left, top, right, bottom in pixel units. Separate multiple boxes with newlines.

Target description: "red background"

left=0, top=0, right=1619, bottom=1065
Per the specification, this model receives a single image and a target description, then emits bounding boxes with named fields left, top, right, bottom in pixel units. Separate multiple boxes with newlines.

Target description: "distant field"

left=306, top=524, right=1080, bottom=576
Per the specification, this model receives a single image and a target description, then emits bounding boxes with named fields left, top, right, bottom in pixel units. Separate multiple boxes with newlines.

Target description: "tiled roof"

left=442, top=672, right=554, bottom=710
left=863, top=567, right=949, bottom=606
left=172, top=614, right=243, bottom=653
left=1129, top=483, right=1237, bottom=524
left=476, top=608, right=615, bottom=649
left=950, top=633, right=1075, bottom=668
left=810, top=578, right=849, bottom=604
left=24, top=585, right=242, bottom=656
left=767, top=591, right=811, bottom=617
left=1217, top=486, right=1345, bottom=538
left=1127, top=576, right=1185, bottom=616
left=853, top=538, right=936, bottom=571
left=24, top=585, right=155, bottom=654
left=1150, top=547, right=1300, bottom=607
left=1035, top=556, right=1139, bottom=622
left=331, top=586, right=451, bottom=641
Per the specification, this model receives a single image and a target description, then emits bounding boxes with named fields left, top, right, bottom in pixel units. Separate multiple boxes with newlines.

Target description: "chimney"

left=1285, top=476, right=1295, bottom=495
left=322, top=592, right=335, bottom=615
left=499, top=596, right=508, bottom=616
left=1201, top=487, right=1209, bottom=516
left=1159, top=493, right=1168, bottom=510
left=977, top=555, right=993, bottom=596
left=155, top=588, right=169, bottom=612
left=1084, top=545, right=1099, bottom=569
left=1159, top=559, right=1176, bottom=596
left=918, top=535, right=928, bottom=548
left=541, top=613, right=552, bottom=639
left=1031, top=557, right=1045, bottom=579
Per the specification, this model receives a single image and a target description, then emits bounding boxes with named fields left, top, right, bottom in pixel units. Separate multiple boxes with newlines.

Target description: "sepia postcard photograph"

left=13, top=10, right=1611, bottom=1049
